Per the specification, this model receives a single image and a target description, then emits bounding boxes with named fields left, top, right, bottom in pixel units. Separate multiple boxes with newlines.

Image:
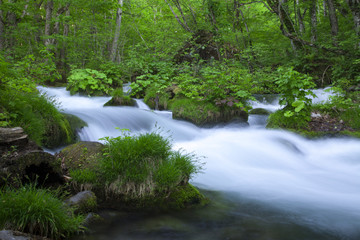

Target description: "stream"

left=38, top=86, right=360, bottom=240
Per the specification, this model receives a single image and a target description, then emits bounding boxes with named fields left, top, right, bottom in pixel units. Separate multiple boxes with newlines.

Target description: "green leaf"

left=284, top=111, right=294, bottom=117
left=292, top=100, right=305, bottom=113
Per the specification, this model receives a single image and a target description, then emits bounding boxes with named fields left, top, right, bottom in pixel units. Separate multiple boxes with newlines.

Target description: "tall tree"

left=0, top=0, right=4, bottom=50
left=266, top=0, right=303, bottom=51
left=347, top=0, right=360, bottom=47
left=164, top=0, right=192, bottom=32
left=326, top=0, right=339, bottom=38
left=44, top=0, right=54, bottom=47
left=110, top=0, right=124, bottom=62
left=309, top=0, right=318, bottom=43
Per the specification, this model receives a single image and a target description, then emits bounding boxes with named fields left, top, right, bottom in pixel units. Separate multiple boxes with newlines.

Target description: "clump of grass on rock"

left=69, top=131, right=206, bottom=210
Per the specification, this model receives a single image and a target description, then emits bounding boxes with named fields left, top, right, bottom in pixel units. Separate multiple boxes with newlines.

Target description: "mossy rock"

left=104, top=96, right=136, bottom=107
left=63, top=113, right=87, bottom=137
left=100, top=183, right=209, bottom=212
left=170, top=98, right=248, bottom=126
left=249, top=108, right=271, bottom=115
left=42, top=115, right=75, bottom=149
left=66, top=190, right=97, bottom=214
left=1, top=150, right=63, bottom=188
left=58, top=141, right=104, bottom=171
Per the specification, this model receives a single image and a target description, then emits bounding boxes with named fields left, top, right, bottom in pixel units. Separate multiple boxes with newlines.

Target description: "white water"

left=39, top=86, right=360, bottom=238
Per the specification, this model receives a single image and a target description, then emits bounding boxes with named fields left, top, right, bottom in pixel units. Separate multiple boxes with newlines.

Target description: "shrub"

left=267, top=67, right=315, bottom=129
left=66, top=68, right=113, bottom=96
left=0, top=185, right=84, bottom=239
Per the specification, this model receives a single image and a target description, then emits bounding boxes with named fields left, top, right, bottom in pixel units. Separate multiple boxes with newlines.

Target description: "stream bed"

left=38, top=86, right=360, bottom=240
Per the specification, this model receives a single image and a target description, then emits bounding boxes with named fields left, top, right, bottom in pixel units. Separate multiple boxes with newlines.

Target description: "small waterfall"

left=134, top=99, right=151, bottom=110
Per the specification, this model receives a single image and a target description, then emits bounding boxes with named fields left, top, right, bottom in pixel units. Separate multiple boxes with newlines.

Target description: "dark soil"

left=308, top=112, right=355, bottom=132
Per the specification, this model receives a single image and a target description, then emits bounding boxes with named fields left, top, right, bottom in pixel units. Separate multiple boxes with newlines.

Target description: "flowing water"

left=38, top=86, right=360, bottom=240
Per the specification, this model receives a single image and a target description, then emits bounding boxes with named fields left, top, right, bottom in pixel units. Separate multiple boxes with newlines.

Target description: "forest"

left=1, top=0, right=360, bottom=239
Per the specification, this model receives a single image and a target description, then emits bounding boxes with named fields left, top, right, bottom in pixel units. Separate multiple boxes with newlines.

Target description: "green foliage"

left=0, top=185, right=84, bottom=239
left=275, top=67, right=315, bottom=120
left=0, top=89, right=73, bottom=147
left=67, top=69, right=113, bottom=96
left=101, top=132, right=172, bottom=184
left=313, top=89, right=360, bottom=130
left=267, top=108, right=311, bottom=130
left=70, top=131, right=202, bottom=198
left=69, top=169, right=98, bottom=185
left=104, top=88, right=134, bottom=106
left=267, top=67, right=316, bottom=130
left=129, top=61, right=175, bottom=98
left=170, top=98, right=219, bottom=125
left=174, top=63, right=255, bottom=109
left=99, top=62, right=124, bottom=87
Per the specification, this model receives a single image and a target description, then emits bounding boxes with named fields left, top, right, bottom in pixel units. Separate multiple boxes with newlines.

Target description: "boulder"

left=0, top=230, right=49, bottom=240
left=66, top=190, right=97, bottom=214
left=57, top=141, right=104, bottom=171
left=170, top=99, right=248, bottom=126
left=104, top=96, right=135, bottom=107
left=63, top=113, right=87, bottom=138
left=0, top=127, right=63, bottom=187
left=0, top=230, right=30, bottom=240
left=249, top=108, right=271, bottom=115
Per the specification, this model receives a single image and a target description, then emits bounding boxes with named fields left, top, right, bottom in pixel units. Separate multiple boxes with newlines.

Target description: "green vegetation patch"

left=0, top=89, right=74, bottom=148
left=66, top=68, right=113, bottom=96
left=69, top=132, right=205, bottom=210
left=170, top=98, right=248, bottom=126
left=0, top=185, right=84, bottom=239
left=104, top=88, right=135, bottom=107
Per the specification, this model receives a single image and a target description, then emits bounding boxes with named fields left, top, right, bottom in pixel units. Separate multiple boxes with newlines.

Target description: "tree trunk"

left=164, top=0, right=192, bottom=32
left=60, top=8, right=70, bottom=80
left=110, top=0, right=123, bottom=62
left=44, top=0, right=54, bottom=47
left=0, top=0, right=4, bottom=50
left=309, top=0, right=318, bottom=43
left=347, top=0, right=360, bottom=48
left=326, top=0, right=339, bottom=37
left=296, top=0, right=305, bottom=34
left=269, top=0, right=303, bottom=51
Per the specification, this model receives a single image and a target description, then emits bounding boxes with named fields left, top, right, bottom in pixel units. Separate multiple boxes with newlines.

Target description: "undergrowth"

left=0, top=89, right=73, bottom=147
left=0, top=184, right=84, bottom=239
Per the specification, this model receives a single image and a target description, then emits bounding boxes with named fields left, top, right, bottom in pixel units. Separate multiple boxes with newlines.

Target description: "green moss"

left=104, top=88, right=135, bottom=106
left=104, top=96, right=135, bottom=107
left=103, top=183, right=209, bottom=212
left=170, top=98, right=248, bottom=126
left=63, top=113, right=87, bottom=135
left=266, top=108, right=311, bottom=130
left=249, top=108, right=271, bottom=115
left=59, top=141, right=104, bottom=171
left=165, top=183, right=209, bottom=210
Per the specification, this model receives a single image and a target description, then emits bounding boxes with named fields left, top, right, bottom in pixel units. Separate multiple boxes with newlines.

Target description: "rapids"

left=38, top=86, right=360, bottom=239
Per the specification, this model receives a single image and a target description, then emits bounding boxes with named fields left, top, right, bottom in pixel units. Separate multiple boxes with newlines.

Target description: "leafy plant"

left=67, top=68, right=113, bottom=96
left=267, top=67, right=316, bottom=130
left=275, top=67, right=315, bottom=119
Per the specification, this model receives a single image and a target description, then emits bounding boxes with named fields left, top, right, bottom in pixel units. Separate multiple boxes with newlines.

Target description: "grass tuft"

left=0, top=184, right=84, bottom=239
